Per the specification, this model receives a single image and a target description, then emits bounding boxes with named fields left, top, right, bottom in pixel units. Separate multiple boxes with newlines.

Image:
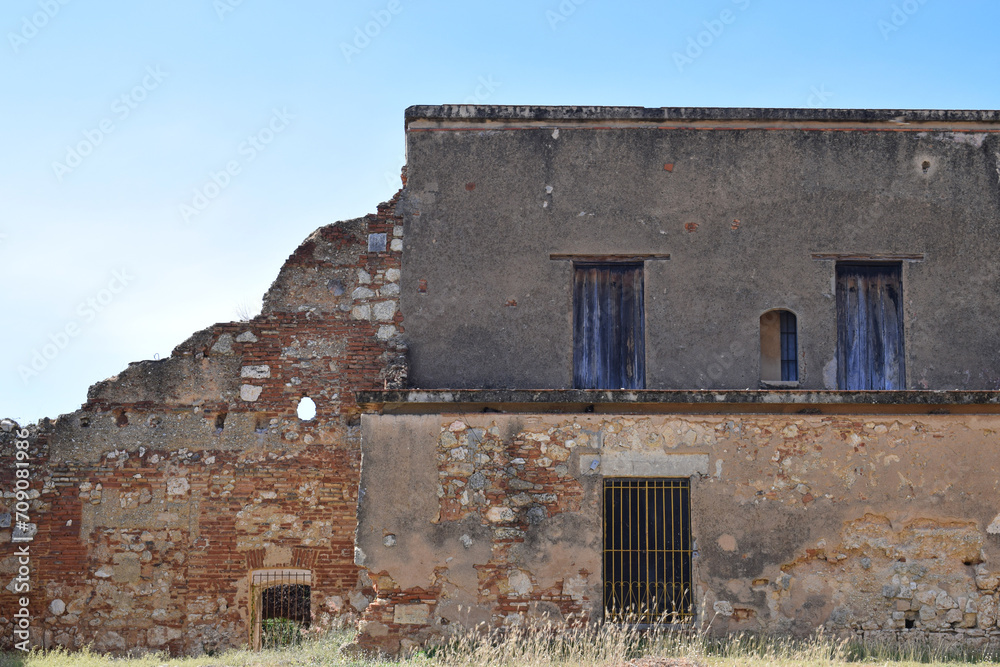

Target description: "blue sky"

left=3, top=0, right=999, bottom=425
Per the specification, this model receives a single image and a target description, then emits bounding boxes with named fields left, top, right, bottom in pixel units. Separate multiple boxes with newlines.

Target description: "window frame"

left=759, top=309, right=800, bottom=387
left=602, top=477, right=693, bottom=625
left=835, top=262, right=906, bottom=390
left=572, top=261, right=646, bottom=390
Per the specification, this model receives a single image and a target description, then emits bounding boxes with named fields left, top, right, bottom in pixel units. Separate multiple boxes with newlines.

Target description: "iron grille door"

left=836, top=263, right=905, bottom=390
left=573, top=263, right=645, bottom=389
left=603, top=478, right=692, bottom=623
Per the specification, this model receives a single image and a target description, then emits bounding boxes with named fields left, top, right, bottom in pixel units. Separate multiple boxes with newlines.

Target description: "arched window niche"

left=760, top=309, right=799, bottom=385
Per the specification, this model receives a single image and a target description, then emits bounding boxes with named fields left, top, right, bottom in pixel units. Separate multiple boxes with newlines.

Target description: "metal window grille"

left=779, top=310, right=798, bottom=382
left=248, top=569, right=312, bottom=650
left=603, top=478, right=693, bottom=623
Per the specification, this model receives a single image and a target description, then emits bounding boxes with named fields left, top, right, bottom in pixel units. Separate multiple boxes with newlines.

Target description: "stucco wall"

left=400, top=108, right=1000, bottom=390
left=356, top=410, right=1000, bottom=654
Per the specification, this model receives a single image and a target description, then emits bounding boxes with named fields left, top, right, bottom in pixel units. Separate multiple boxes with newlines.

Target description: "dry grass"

left=3, top=621, right=1000, bottom=667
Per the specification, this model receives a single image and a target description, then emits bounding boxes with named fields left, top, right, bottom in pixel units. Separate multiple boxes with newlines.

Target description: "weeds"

left=3, top=621, right=1000, bottom=667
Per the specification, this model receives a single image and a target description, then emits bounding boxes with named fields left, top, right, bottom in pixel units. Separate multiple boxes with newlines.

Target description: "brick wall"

left=0, top=192, right=404, bottom=655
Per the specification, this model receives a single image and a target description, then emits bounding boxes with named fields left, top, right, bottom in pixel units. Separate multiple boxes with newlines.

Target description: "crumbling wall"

left=355, top=411, right=1000, bottom=654
left=0, top=193, right=405, bottom=655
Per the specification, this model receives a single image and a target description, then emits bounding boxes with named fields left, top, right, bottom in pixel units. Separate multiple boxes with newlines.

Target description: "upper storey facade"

left=399, top=106, right=1000, bottom=392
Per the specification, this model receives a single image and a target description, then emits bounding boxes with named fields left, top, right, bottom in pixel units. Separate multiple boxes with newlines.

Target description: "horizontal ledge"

left=405, top=105, right=1000, bottom=125
left=356, top=389, right=1000, bottom=416
left=810, top=253, right=925, bottom=261
left=550, top=254, right=671, bottom=262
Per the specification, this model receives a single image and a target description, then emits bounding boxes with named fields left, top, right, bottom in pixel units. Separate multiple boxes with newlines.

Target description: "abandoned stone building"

left=6, top=105, right=1000, bottom=656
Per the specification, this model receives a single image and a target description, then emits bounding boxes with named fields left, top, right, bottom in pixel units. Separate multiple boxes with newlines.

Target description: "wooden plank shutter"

left=836, top=264, right=905, bottom=390
left=573, top=263, right=645, bottom=389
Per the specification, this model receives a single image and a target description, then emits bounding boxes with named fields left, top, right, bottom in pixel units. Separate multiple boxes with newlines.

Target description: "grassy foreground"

left=2, top=623, right=1000, bottom=667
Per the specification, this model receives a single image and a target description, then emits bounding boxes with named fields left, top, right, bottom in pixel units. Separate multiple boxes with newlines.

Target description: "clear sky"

left=3, top=0, right=999, bottom=425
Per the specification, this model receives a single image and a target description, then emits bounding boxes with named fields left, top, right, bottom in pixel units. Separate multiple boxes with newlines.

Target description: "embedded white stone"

left=508, top=570, right=532, bottom=596
left=390, top=238, right=403, bottom=252
left=376, top=325, right=397, bottom=341
left=240, top=384, right=263, bottom=402
left=713, top=601, right=734, bottom=616
left=50, top=599, right=66, bottom=615
left=351, top=305, right=371, bottom=320
left=235, top=331, right=258, bottom=343
left=385, top=268, right=401, bottom=282
left=357, top=269, right=371, bottom=284
left=240, top=365, right=270, bottom=379
left=486, top=507, right=515, bottom=523
left=166, top=478, right=190, bottom=496
left=210, top=334, right=234, bottom=355
left=352, top=287, right=375, bottom=299
left=373, top=301, right=396, bottom=321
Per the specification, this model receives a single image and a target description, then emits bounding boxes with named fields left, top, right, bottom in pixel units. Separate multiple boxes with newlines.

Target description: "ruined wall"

left=0, top=194, right=405, bottom=655
left=356, top=410, right=1000, bottom=654
left=401, top=107, right=1000, bottom=391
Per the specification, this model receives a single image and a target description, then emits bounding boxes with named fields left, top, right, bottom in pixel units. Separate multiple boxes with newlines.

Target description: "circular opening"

left=922, top=160, right=931, bottom=173
left=296, top=397, right=317, bottom=421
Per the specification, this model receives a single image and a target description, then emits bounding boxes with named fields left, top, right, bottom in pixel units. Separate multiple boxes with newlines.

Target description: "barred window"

left=760, top=309, right=798, bottom=383
left=248, top=569, right=312, bottom=650
left=603, top=478, right=693, bottom=623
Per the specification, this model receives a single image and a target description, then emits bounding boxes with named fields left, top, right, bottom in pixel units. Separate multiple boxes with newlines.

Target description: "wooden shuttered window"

left=836, top=263, right=905, bottom=390
left=573, top=263, right=645, bottom=389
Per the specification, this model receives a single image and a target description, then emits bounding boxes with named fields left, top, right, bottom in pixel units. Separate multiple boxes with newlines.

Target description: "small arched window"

left=760, top=310, right=798, bottom=383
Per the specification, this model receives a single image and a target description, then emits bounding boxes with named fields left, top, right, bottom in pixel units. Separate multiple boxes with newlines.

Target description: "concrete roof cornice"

left=404, top=105, right=1000, bottom=132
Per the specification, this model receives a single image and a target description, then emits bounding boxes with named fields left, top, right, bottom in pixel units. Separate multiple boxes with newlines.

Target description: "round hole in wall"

left=922, top=160, right=931, bottom=173
left=296, top=396, right=317, bottom=421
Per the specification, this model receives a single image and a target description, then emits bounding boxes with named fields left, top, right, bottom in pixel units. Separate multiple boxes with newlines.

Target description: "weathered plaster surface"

left=401, top=109, right=1000, bottom=391
left=356, top=412, right=1000, bottom=653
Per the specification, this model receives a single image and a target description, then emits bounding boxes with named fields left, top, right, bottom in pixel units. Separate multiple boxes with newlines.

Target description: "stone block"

left=393, top=604, right=430, bottom=625
left=112, top=552, right=141, bottom=583
left=373, top=301, right=396, bottom=321
left=600, top=452, right=710, bottom=477
left=240, top=384, right=262, bottom=401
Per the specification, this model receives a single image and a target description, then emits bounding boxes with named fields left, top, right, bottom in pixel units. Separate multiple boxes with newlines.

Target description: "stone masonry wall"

left=356, top=412, right=1000, bottom=655
left=0, top=192, right=405, bottom=655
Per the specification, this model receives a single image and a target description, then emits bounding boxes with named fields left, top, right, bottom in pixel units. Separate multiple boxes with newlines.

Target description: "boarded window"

left=836, top=263, right=905, bottom=390
left=760, top=310, right=798, bottom=383
left=573, top=263, right=645, bottom=389
left=604, top=478, right=692, bottom=623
